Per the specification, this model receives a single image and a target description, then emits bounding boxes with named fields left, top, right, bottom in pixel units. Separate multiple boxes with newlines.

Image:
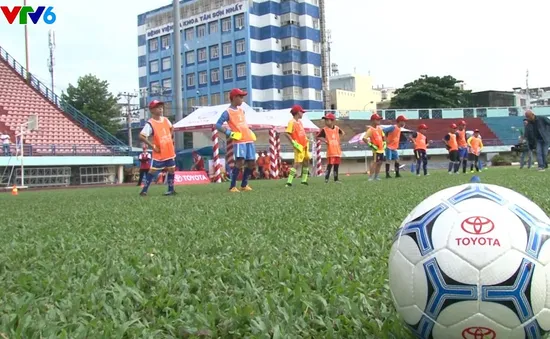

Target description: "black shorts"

left=468, top=153, right=479, bottom=161
left=414, top=149, right=427, bottom=160
left=374, top=153, right=385, bottom=162
left=449, top=150, right=459, bottom=162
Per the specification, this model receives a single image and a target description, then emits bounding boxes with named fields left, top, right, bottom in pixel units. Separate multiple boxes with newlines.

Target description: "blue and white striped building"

left=137, top=0, right=323, bottom=115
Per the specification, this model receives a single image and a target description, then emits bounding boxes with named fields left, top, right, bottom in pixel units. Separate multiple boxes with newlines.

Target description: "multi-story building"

left=329, top=74, right=377, bottom=111
left=137, top=0, right=323, bottom=117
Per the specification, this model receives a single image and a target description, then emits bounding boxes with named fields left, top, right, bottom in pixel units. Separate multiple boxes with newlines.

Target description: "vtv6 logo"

left=456, top=216, right=501, bottom=247
left=1, top=6, right=56, bottom=24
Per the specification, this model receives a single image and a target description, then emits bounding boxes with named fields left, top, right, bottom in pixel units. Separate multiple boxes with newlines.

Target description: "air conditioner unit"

left=274, top=15, right=278, bottom=19
left=275, top=39, right=279, bottom=43
left=276, top=63, right=280, bottom=68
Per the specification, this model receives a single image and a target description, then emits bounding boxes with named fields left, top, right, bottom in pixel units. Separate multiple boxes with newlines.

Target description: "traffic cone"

left=11, top=185, right=18, bottom=196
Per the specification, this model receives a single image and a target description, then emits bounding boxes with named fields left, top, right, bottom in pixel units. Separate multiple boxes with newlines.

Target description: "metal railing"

left=1, top=144, right=131, bottom=157
left=0, top=46, right=126, bottom=146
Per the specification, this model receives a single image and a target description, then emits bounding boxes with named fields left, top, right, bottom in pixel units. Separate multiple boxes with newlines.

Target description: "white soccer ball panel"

left=479, top=302, right=522, bottom=328
left=436, top=301, right=478, bottom=327
left=484, top=184, right=550, bottom=224
left=396, top=233, right=424, bottom=265
left=389, top=245, right=416, bottom=308
left=434, top=313, right=512, bottom=339
left=479, top=250, right=526, bottom=286
left=536, top=309, right=550, bottom=332
left=531, top=262, right=547, bottom=320
left=432, top=248, right=479, bottom=286
left=445, top=198, right=525, bottom=270
left=412, top=259, right=428, bottom=312
left=400, top=185, right=465, bottom=226
left=539, top=238, right=550, bottom=266
left=396, top=305, right=424, bottom=326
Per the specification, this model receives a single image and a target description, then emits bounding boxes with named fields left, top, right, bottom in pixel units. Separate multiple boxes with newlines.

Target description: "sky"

left=1, top=0, right=549, bottom=98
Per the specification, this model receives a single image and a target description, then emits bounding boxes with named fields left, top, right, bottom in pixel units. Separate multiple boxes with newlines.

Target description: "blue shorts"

left=151, top=158, right=176, bottom=170
left=385, top=149, right=399, bottom=161
left=458, top=147, right=468, bottom=158
left=234, top=142, right=256, bottom=161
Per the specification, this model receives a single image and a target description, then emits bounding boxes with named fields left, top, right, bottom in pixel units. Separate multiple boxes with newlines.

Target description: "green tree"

left=390, top=75, right=472, bottom=109
left=61, top=74, right=119, bottom=133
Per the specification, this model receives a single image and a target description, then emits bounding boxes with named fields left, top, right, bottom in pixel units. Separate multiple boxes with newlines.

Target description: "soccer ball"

left=389, top=183, right=550, bottom=338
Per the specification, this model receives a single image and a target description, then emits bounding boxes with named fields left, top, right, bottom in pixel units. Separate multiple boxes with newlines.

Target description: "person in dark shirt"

left=519, top=119, right=535, bottom=169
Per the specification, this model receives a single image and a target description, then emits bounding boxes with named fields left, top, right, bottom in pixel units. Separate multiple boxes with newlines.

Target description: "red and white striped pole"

left=275, top=133, right=281, bottom=178
left=211, top=126, right=221, bottom=183
left=268, top=128, right=277, bottom=179
left=316, top=138, right=323, bottom=176
left=225, top=138, right=234, bottom=169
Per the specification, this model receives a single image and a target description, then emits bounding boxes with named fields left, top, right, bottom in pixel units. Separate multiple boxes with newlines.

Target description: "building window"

left=149, top=60, right=159, bottom=73
left=198, top=48, right=207, bottom=62
left=237, top=63, right=246, bottom=77
left=161, top=57, right=171, bottom=71
left=150, top=81, right=160, bottom=94
left=185, top=28, right=193, bottom=40
left=199, top=71, right=207, bottom=85
left=186, top=51, right=195, bottom=64
left=162, top=78, right=172, bottom=92
left=281, top=13, right=299, bottom=26
left=315, top=91, right=322, bottom=101
left=222, top=42, right=232, bottom=56
left=314, top=66, right=321, bottom=77
left=282, top=86, right=302, bottom=100
left=197, top=24, right=206, bottom=37
left=235, top=14, right=244, bottom=29
left=209, top=21, right=218, bottom=34
left=224, top=91, right=231, bottom=103
left=186, top=97, right=196, bottom=110
left=199, top=95, right=208, bottom=106
left=187, top=73, right=195, bottom=87
left=312, top=19, right=320, bottom=29
left=211, top=93, right=221, bottom=105
left=281, top=37, right=300, bottom=51
left=222, top=18, right=231, bottom=32
left=149, top=39, right=158, bottom=52
left=313, top=43, right=320, bottom=53
left=210, top=45, right=219, bottom=59
left=160, top=35, right=170, bottom=49
left=282, top=62, right=301, bottom=75
left=236, top=39, right=245, bottom=54
left=223, top=66, right=232, bottom=80
left=211, top=68, right=220, bottom=82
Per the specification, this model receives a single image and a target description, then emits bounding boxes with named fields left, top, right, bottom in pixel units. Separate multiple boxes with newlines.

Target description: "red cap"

left=229, top=88, right=247, bottom=99
left=450, top=123, right=457, bottom=129
left=474, top=129, right=480, bottom=132
left=396, top=115, right=407, bottom=122
left=322, top=113, right=336, bottom=120
left=419, top=123, right=428, bottom=130
left=291, top=104, right=305, bottom=114
left=459, top=120, right=466, bottom=125
left=370, top=113, right=382, bottom=120
left=148, top=100, right=163, bottom=109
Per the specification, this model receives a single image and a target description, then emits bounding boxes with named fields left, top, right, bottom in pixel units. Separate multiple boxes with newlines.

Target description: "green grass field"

left=1, top=167, right=550, bottom=338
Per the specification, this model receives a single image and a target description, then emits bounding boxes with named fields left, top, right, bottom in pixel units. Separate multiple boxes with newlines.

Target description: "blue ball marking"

left=470, top=175, right=481, bottom=183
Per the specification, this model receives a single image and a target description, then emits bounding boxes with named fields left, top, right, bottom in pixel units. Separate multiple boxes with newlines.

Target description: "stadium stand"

left=402, top=118, right=501, bottom=146
left=482, top=116, right=524, bottom=146
left=0, top=46, right=125, bottom=156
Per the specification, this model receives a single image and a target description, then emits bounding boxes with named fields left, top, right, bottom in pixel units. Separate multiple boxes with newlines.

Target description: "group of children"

left=362, top=116, right=484, bottom=180
left=138, top=88, right=487, bottom=196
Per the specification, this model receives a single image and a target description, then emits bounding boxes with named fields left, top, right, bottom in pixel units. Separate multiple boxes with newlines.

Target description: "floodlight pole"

left=172, top=0, right=184, bottom=149
left=23, top=0, right=30, bottom=81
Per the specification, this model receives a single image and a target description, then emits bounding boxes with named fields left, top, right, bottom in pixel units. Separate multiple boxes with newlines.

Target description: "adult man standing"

left=525, top=110, right=550, bottom=171
left=519, top=118, right=535, bottom=170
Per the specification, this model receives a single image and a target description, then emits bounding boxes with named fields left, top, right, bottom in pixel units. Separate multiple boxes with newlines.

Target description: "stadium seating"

left=482, top=117, right=524, bottom=146
left=0, top=58, right=109, bottom=154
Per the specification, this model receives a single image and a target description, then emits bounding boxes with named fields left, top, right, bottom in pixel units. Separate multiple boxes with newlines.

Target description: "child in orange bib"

left=138, top=100, right=177, bottom=196
left=316, top=113, right=344, bottom=183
